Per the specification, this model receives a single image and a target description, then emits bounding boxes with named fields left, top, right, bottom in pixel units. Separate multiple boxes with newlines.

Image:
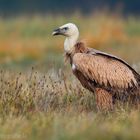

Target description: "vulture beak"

left=52, top=28, right=62, bottom=36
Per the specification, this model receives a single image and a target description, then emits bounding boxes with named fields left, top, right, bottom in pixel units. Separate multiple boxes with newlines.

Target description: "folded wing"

left=73, top=52, right=139, bottom=92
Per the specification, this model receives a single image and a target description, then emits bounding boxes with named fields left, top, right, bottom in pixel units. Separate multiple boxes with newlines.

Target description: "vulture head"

left=52, top=23, right=79, bottom=52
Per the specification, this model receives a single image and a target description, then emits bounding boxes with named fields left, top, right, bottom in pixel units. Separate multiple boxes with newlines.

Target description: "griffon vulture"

left=52, top=23, right=140, bottom=111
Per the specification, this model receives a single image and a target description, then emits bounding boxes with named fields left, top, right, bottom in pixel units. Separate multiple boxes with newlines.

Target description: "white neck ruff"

left=64, top=33, right=79, bottom=53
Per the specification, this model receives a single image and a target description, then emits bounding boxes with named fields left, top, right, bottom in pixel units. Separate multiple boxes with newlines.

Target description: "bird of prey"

left=52, top=23, right=140, bottom=111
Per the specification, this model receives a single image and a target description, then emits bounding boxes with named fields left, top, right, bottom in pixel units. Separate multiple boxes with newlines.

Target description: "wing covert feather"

left=73, top=53, right=137, bottom=90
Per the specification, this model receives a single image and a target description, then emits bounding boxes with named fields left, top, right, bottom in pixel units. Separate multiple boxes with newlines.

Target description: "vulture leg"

left=95, top=88, right=113, bottom=111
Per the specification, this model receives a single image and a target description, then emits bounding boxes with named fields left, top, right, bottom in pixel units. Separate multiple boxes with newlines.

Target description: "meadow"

left=0, top=13, right=139, bottom=140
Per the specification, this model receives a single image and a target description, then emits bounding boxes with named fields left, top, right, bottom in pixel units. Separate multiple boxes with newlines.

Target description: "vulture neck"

left=64, top=40, right=88, bottom=65
left=64, top=34, right=79, bottom=53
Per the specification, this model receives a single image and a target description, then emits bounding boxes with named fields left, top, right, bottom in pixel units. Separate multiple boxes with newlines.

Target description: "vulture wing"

left=73, top=50, right=140, bottom=92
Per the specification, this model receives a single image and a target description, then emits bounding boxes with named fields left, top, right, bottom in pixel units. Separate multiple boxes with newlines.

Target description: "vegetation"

left=0, top=67, right=140, bottom=140
left=0, top=13, right=139, bottom=139
left=0, top=14, right=140, bottom=68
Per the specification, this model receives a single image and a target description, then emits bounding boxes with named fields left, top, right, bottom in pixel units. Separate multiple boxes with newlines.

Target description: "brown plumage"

left=53, top=23, right=140, bottom=111
left=67, top=42, right=140, bottom=110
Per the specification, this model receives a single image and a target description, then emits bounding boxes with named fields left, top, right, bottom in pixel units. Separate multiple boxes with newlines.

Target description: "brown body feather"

left=65, top=42, right=140, bottom=110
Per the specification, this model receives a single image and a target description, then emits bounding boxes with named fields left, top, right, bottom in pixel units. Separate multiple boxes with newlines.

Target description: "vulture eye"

left=63, top=27, right=68, bottom=31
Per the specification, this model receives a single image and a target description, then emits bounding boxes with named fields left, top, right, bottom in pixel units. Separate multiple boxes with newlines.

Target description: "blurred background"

left=0, top=0, right=139, bottom=72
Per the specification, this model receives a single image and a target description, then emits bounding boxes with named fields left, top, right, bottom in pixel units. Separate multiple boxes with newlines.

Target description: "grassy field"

left=0, top=13, right=140, bottom=68
left=0, top=13, right=139, bottom=140
left=0, top=68, right=140, bottom=140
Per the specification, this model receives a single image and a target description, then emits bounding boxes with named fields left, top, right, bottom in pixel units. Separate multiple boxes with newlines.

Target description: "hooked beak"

left=52, top=28, right=62, bottom=36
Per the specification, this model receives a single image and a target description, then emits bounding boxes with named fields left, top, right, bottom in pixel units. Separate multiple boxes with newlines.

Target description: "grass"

left=0, top=67, right=139, bottom=140
left=0, top=13, right=139, bottom=139
left=0, top=13, right=139, bottom=67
